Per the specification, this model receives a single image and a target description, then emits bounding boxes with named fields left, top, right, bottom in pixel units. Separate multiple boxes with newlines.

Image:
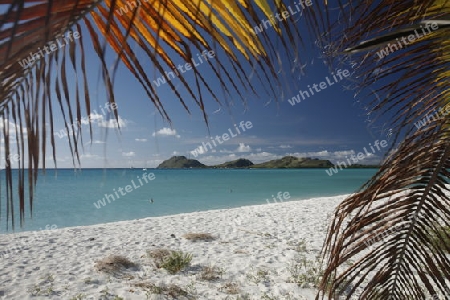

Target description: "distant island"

left=251, top=156, right=332, bottom=168
left=157, top=156, right=208, bottom=169
left=156, top=155, right=378, bottom=169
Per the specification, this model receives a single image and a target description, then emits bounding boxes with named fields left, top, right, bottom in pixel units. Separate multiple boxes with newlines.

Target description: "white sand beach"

left=0, top=195, right=348, bottom=300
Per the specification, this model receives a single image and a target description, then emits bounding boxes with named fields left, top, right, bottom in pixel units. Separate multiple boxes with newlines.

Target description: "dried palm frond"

left=0, top=0, right=103, bottom=230
left=317, top=0, right=450, bottom=299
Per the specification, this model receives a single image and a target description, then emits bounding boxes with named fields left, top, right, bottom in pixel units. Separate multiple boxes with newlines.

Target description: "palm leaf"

left=317, top=0, right=450, bottom=298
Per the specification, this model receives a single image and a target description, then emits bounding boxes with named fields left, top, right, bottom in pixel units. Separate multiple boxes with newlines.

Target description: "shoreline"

left=0, top=195, right=347, bottom=299
left=1, top=194, right=352, bottom=235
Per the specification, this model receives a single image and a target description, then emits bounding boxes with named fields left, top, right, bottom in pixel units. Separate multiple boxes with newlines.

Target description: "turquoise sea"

left=0, top=168, right=378, bottom=232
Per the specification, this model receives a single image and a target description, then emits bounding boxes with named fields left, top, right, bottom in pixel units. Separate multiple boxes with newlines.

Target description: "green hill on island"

left=214, top=158, right=254, bottom=168
left=252, top=156, right=334, bottom=168
left=157, top=156, right=207, bottom=169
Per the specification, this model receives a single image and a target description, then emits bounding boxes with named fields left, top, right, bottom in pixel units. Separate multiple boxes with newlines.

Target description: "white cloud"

left=52, top=115, right=127, bottom=139
left=219, top=149, right=234, bottom=154
left=279, top=145, right=292, bottom=149
left=152, top=127, right=178, bottom=137
left=80, top=113, right=103, bottom=125
left=247, top=152, right=278, bottom=163
left=0, top=119, right=27, bottom=136
left=236, top=143, right=251, bottom=152
left=252, top=151, right=272, bottom=157
left=135, top=138, right=148, bottom=142
left=333, top=150, right=356, bottom=157
left=83, top=140, right=105, bottom=145
left=289, top=150, right=382, bottom=164
left=98, top=116, right=127, bottom=128
left=79, top=118, right=90, bottom=125
left=80, top=153, right=101, bottom=159
left=77, top=113, right=127, bottom=129
left=122, top=152, right=136, bottom=157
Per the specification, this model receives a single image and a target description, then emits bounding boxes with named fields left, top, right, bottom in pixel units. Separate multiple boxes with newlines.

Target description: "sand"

left=0, top=195, right=347, bottom=300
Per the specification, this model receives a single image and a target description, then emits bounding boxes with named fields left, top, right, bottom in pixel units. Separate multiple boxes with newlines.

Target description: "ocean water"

left=0, top=168, right=378, bottom=232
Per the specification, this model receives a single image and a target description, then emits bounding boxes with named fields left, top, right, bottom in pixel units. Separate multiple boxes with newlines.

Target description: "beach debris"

left=198, top=265, right=224, bottom=281
left=182, top=233, right=216, bottom=242
left=95, top=255, right=138, bottom=274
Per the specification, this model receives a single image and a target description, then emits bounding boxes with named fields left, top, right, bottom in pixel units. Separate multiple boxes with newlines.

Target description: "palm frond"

left=0, top=1, right=102, bottom=229
left=318, top=0, right=450, bottom=298
left=344, top=20, right=450, bottom=54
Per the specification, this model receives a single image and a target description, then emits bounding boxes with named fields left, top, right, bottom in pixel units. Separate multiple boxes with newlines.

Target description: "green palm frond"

left=318, top=0, right=450, bottom=299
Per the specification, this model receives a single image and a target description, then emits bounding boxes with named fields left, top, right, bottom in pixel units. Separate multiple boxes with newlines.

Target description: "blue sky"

left=45, top=52, right=391, bottom=169
left=4, top=3, right=395, bottom=169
